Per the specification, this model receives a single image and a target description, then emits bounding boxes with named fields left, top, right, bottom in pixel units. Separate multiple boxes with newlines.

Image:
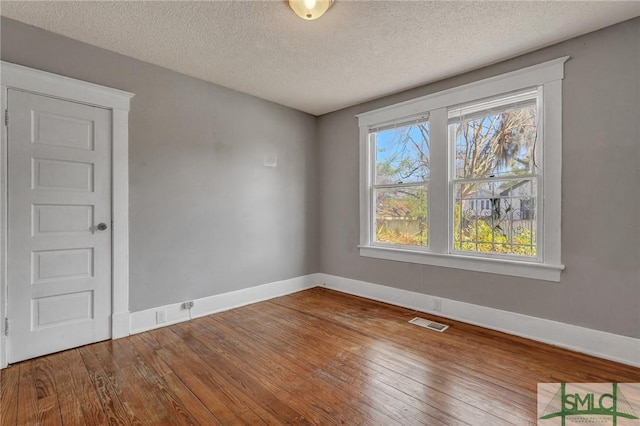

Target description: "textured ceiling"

left=1, top=1, right=639, bottom=116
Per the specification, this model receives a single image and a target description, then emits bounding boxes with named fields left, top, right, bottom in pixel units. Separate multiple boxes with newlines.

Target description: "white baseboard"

left=129, top=274, right=320, bottom=335
left=0, top=335, right=6, bottom=369
left=111, top=311, right=131, bottom=339
left=317, top=273, right=640, bottom=368
left=126, top=272, right=640, bottom=368
left=6, top=272, right=635, bottom=370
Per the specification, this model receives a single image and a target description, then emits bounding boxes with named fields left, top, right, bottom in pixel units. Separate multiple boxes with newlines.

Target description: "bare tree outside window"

left=373, top=121, right=429, bottom=247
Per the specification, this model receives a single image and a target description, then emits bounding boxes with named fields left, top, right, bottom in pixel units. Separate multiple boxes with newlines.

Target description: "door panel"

left=32, top=290, right=94, bottom=329
left=33, top=204, right=94, bottom=236
left=7, top=89, right=112, bottom=363
left=32, top=158, right=94, bottom=191
left=33, top=111, right=95, bottom=150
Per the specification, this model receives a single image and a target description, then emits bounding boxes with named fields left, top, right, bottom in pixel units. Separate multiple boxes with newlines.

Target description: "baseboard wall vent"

left=409, top=317, right=449, bottom=332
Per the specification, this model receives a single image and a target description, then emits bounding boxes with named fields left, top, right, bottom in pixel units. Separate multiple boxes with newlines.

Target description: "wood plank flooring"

left=2, top=287, right=639, bottom=425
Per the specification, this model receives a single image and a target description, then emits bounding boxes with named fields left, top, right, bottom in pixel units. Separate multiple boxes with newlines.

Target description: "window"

left=358, top=58, right=567, bottom=281
left=450, top=90, right=539, bottom=259
left=371, top=117, right=430, bottom=248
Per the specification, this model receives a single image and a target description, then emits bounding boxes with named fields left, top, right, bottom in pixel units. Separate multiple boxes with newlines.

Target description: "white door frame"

left=0, top=61, right=134, bottom=368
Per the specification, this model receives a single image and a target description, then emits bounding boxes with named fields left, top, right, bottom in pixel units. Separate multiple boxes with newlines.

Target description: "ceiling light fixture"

left=288, top=0, right=334, bottom=20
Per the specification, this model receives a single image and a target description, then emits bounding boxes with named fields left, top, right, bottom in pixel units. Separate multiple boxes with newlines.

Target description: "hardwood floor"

left=2, top=287, right=639, bottom=425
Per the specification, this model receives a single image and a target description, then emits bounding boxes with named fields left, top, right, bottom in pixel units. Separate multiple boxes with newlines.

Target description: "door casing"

left=0, top=61, right=134, bottom=368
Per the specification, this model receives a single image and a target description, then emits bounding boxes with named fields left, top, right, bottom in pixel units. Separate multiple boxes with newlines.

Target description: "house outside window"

left=357, top=58, right=567, bottom=281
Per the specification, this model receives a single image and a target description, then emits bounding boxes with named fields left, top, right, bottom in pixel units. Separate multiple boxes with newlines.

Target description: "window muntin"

left=371, top=119, right=430, bottom=248
left=449, top=90, right=540, bottom=259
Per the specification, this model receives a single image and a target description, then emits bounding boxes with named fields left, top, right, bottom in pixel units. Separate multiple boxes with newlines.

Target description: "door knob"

left=97, top=223, right=108, bottom=231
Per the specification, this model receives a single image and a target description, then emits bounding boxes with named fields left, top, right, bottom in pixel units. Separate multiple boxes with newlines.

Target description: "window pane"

left=374, top=121, right=430, bottom=184
left=453, top=179, right=536, bottom=257
left=374, top=185, right=428, bottom=247
left=451, top=101, right=537, bottom=179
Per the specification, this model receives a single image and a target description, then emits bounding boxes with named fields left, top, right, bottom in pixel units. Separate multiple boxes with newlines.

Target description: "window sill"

left=358, top=245, right=564, bottom=282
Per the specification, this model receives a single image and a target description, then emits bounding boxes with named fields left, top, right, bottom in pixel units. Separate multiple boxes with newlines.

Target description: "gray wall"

left=2, top=16, right=638, bottom=338
left=318, top=18, right=640, bottom=338
left=1, top=17, right=319, bottom=311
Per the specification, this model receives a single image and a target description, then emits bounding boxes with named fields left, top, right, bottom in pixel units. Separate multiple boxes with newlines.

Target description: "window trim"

left=357, top=57, right=568, bottom=282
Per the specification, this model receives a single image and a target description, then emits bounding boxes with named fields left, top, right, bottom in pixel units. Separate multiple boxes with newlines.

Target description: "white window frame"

left=357, top=57, right=568, bottom=281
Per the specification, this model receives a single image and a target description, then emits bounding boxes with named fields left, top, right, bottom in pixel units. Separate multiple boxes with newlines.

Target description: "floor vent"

left=409, top=317, right=449, bottom=332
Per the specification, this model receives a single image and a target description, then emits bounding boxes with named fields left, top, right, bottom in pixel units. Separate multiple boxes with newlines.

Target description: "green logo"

left=538, top=383, right=640, bottom=426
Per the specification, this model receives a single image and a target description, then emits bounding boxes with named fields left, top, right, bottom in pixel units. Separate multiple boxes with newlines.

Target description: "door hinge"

left=4, top=318, right=7, bottom=336
left=4, top=109, right=7, bottom=127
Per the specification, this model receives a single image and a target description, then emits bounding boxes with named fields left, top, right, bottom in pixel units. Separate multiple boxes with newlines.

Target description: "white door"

left=7, top=89, right=112, bottom=363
